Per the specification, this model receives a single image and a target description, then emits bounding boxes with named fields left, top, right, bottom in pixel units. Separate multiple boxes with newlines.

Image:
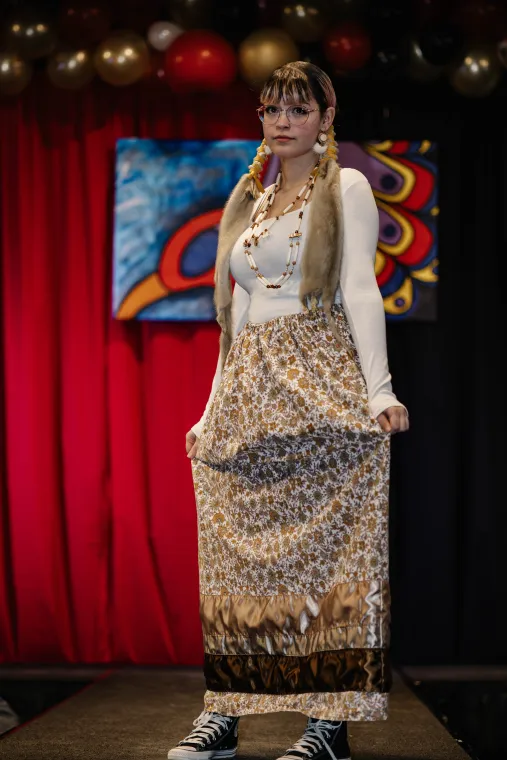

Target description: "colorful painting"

left=340, top=140, right=438, bottom=321
left=113, top=138, right=438, bottom=322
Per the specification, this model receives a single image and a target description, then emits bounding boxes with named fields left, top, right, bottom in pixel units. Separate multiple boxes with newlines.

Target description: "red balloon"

left=59, top=2, right=111, bottom=46
left=164, top=30, right=237, bottom=93
left=324, top=23, right=372, bottom=71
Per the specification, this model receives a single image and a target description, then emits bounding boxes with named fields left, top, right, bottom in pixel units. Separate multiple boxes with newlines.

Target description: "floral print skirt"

left=191, top=303, right=392, bottom=721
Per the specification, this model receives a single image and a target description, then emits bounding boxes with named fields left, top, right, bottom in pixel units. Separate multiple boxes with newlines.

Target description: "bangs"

left=260, top=72, right=313, bottom=106
left=258, top=61, right=336, bottom=113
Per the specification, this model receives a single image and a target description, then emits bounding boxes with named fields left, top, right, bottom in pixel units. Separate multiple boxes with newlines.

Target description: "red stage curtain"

left=0, top=78, right=260, bottom=664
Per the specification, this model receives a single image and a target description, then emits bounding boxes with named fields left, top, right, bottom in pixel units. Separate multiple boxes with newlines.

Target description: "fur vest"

left=213, top=158, right=344, bottom=370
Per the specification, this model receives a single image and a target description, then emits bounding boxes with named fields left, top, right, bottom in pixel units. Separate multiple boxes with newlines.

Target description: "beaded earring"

left=313, top=130, right=328, bottom=155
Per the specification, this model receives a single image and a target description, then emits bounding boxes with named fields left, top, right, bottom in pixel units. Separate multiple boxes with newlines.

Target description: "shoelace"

left=284, top=719, right=343, bottom=760
left=180, top=710, right=234, bottom=747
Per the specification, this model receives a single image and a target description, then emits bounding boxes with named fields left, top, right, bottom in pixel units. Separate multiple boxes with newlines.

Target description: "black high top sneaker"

left=276, top=718, right=351, bottom=760
left=167, top=710, right=240, bottom=759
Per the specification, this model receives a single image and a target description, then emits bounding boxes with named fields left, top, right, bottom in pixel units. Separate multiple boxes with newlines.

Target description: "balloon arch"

left=0, top=1, right=506, bottom=97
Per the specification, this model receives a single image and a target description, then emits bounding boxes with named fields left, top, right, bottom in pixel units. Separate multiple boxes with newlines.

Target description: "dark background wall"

left=340, top=79, right=507, bottom=665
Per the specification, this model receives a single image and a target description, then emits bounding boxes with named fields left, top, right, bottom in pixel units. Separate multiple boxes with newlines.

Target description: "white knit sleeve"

left=339, top=173, right=408, bottom=420
left=190, top=281, right=251, bottom=437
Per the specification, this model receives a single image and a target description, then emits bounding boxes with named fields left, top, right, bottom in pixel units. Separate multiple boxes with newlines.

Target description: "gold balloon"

left=282, top=3, right=326, bottom=44
left=4, top=12, right=57, bottom=60
left=449, top=46, right=502, bottom=97
left=239, top=28, right=299, bottom=88
left=0, top=52, right=32, bottom=96
left=47, top=49, right=95, bottom=90
left=94, top=31, right=150, bottom=86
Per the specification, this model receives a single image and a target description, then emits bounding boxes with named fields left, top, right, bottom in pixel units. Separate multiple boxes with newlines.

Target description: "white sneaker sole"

left=167, top=749, right=237, bottom=759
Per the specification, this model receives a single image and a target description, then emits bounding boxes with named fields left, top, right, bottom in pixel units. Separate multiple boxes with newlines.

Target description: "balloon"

left=299, top=40, right=328, bottom=68
left=123, top=6, right=163, bottom=34
left=453, top=1, right=507, bottom=43
left=59, top=2, right=111, bottom=47
left=210, top=0, right=259, bottom=46
left=370, top=36, right=410, bottom=79
left=418, top=22, right=464, bottom=66
left=0, top=53, right=32, bottom=96
left=449, top=46, right=502, bottom=96
left=367, top=0, right=412, bottom=32
left=168, top=0, right=213, bottom=29
left=4, top=8, right=57, bottom=60
left=147, top=21, right=183, bottom=51
left=407, top=37, right=443, bottom=82
left=413, top=0, right=452, bottom=25
left=498, top=37, right=507, bottom=67
left=323, top=22, right=372, bottom=70
left=238, top=28, right=299, bottom=88
left=281, top=3, right=327, bottom=44
left=328, top=0, right=367, bottom=20
left=94, top=31, right=150, bottom=86
left=164, top=30, right=237, bottom=92
left=257, top=0, right=284, bottom=26
left=47, top=48, right=95, bottom=89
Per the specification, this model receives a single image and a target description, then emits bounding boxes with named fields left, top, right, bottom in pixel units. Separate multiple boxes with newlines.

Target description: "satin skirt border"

left=201, top=578, right=390, bottom=656
left=204, top=648, right=392, bottom=694
left=203, top=690, right=389, bottom=721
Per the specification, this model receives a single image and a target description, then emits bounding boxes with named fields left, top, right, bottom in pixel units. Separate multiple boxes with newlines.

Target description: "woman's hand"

left=377, top=406, right=409, bottom=435
left=186, top=430, right=199, bottom=459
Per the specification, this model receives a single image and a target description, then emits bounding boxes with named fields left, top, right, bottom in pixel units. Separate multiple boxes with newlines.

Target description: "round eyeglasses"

left=256, top=104, right=319, bottom=126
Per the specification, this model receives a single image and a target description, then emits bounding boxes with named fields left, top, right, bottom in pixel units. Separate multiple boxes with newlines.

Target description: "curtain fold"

left=0, top=77, right=259, bottom=664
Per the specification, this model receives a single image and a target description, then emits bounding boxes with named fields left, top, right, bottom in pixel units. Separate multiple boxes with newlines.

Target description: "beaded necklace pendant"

left=243, top=165, right=318, bottom=289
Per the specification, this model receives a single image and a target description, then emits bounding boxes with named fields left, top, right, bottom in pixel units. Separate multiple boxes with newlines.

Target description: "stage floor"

left=0, top=668, right=471, bottom=760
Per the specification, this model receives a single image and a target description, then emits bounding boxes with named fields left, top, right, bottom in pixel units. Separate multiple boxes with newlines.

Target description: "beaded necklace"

left=243, top=164, right=319, bottom=289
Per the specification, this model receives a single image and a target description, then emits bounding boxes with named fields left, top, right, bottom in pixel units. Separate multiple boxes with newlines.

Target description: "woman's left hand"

left=377, top=406, right=409, bottom=435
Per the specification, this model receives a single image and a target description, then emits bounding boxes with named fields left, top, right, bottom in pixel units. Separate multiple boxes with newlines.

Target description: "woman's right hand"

left=186, top=430, right=199, bottom=459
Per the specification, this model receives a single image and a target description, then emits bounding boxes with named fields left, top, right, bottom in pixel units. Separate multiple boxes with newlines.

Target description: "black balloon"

left=211, top=0, right=258, bottom=45
left=408, top=37, right=443, bottom=82
left=413, top=0, right=452, bottom=25
left=370, top=35, right=410, bottom=79
left=256, top=0, right=284, bottom=26
left=168, top=0, right=213, bottom=29
left=368, top=0, right=413, bottom=32
left=418, top=21, right=464, bottom=66
left=299, top=40, right=327, bottom=68
left=328, top=0, right=367, bottom=21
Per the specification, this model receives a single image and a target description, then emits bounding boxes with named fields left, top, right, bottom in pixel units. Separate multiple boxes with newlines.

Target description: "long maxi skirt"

left=191, top=303, right=392, bottom=721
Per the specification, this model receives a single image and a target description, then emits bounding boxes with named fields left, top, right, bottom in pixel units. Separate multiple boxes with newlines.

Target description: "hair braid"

left=318, top=124, right=338, bottom=176
left=248, top=138, right=270, bottom=194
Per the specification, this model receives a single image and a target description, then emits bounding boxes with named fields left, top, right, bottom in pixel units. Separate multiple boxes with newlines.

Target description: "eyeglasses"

left=256, top=104, right=319, bottom=126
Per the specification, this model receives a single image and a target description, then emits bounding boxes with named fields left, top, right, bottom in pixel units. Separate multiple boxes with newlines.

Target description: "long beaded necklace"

left=243, top=164, right=319, bottom=289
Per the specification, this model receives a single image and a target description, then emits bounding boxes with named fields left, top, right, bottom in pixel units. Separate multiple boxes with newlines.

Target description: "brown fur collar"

left=213, top=159, right=344, bottom=369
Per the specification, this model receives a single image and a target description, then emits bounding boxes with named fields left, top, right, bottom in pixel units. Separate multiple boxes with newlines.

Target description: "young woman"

left=169, top=61, right=409, bottom=760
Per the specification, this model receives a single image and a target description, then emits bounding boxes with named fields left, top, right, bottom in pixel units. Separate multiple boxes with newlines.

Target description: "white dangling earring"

left=313, top=131, right=328, bottom=155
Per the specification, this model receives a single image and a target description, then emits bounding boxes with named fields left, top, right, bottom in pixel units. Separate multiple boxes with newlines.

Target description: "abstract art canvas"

left=113, top=138, right=438, bottom=322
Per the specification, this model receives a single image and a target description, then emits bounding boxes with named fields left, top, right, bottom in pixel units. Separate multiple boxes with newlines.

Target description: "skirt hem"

left=203, top=690, right=389, bottom=721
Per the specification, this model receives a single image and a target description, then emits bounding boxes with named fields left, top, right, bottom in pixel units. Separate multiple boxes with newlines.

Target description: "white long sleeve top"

left=190, top=168, right=405, bottom=438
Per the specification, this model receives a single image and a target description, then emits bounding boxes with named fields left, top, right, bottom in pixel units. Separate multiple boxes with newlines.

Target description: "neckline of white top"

left=257, top=200, right=312, bottom=224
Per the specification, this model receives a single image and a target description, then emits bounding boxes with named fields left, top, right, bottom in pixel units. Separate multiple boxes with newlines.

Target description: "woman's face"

left=260, top=93, right=335, bottom=160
